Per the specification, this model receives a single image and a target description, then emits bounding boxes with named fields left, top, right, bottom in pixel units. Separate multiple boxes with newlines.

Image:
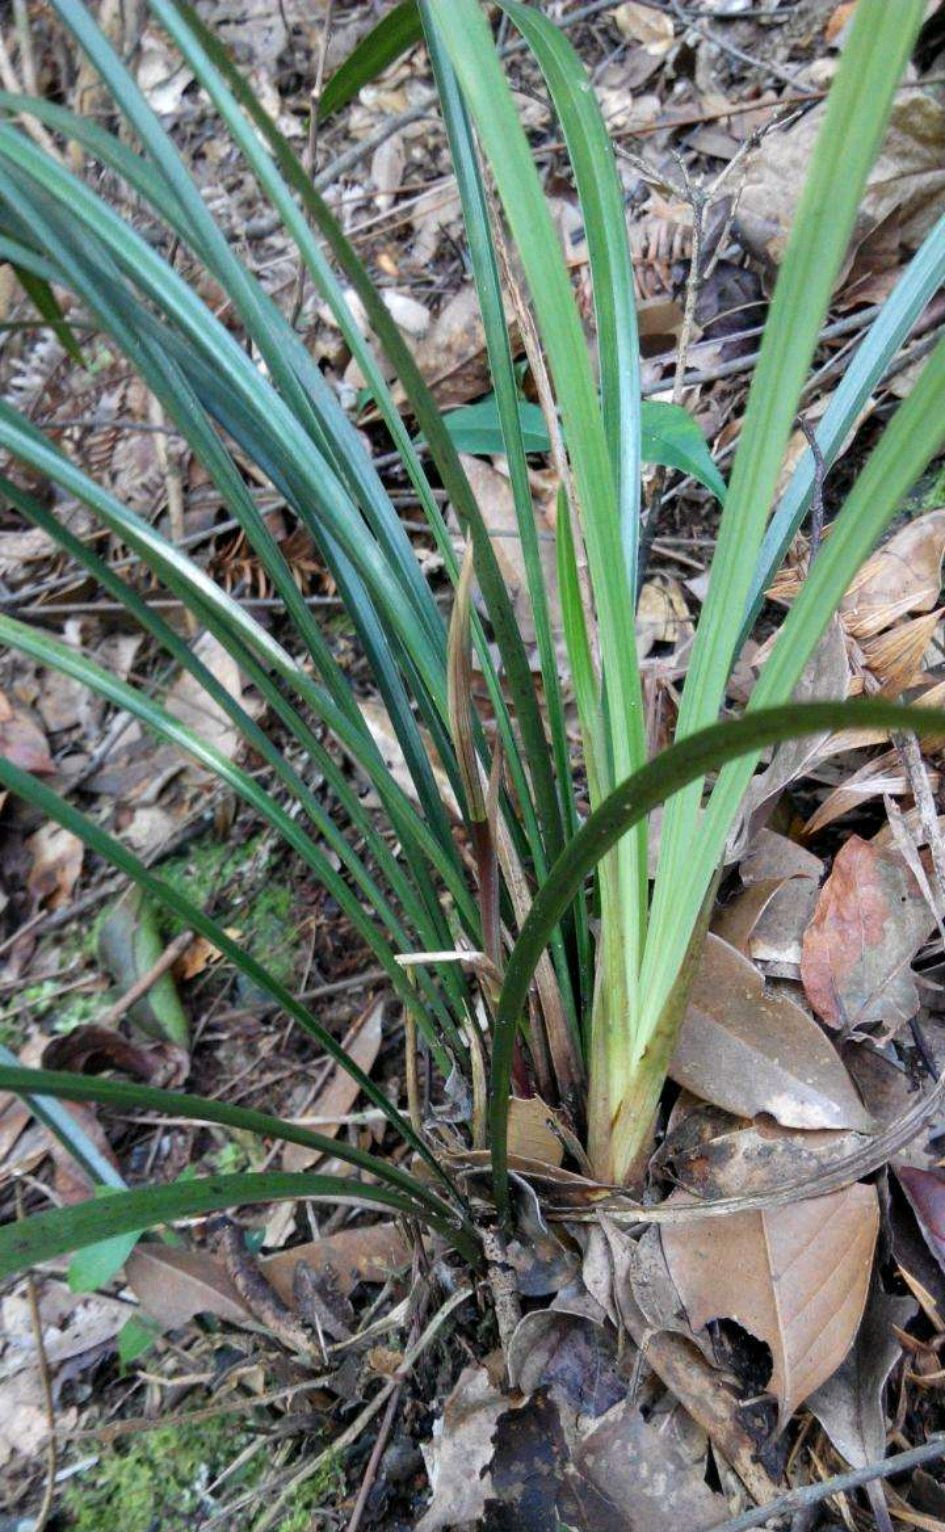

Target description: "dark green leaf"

left=641, top=400, right=726, bottom=501
left=319, top=1, right=422, bottom=120
left=0, top=1172, right=462, bottom=1279
left=14, top=263, right=84, bottom=363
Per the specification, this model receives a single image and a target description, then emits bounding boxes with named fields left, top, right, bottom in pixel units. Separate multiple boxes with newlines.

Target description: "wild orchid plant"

left=0, top=0, right=944, bottom=1275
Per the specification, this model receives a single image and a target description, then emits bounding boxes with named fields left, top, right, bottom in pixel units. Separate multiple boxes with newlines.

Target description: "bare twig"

left=797, top=415, right=825, bottom=563
left=708, top=1437, right=945, bottom=1532
left=17, top=1184, right=57, bottom=1532
left=98, top=927, right=194, bottom=1027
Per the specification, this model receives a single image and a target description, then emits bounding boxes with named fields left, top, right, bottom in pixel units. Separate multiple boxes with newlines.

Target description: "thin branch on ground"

left=709, top=1438, right=945, bottom=1532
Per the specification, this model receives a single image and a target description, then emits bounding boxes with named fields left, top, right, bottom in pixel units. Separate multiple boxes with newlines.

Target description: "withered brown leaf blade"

left=807, top=1278, right=916, bottom=1468
left=661, top=1182, right=880, bottom=1424
left=895, top=1165, right=945, bottom=1271
left=125, top=1245, right=250, bottom=1330
left=671, top=934, right=872, bottom=1130
left=801, top=836, right=938, bottom=1035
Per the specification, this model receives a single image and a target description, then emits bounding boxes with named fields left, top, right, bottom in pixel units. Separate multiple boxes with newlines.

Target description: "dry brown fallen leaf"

left=0, top=1280, right=129, bottom=1466
left=654, top=1097, right=871, bottom=1203
left=124, top=1245, right=250, bottom=1330
left=25, top=822, right=83, bottom=911
left=417, top=1363, right=509, bottom=1532
left=845, top=508, right=945, bottom=640
left=0, top=689, right=52, bottom=773
left=661, top=1181, right=880, bottom=1425
left=456, top=453, right=560, bottom=656
left=356, top=699, right=459, bottom=817
left=614, top=0, right=674, bottom=50
left=735, top=617, right=850, bottom=855
left=397, top=284, right=511, bottom=410
left=671, top=933, right=873, bottom=1131
left=506, top=1094, right=564, bottom=1168
left=807, top=1277, right=916, bottom=1482
left=282, top=997, right=384, bottom=1171
left=165, top=630, right=264, bottom=760
left=737, top=88, right=945, bottom=276
left=125, top=1222, right=411, bottom=1332
left=801, top=834, right=939, bottom=1036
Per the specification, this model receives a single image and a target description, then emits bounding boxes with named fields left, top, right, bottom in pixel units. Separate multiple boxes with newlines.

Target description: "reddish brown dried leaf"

left=801, top=836, right=937, bottom=1034
left=661, top=1182, right=879, bottom=1424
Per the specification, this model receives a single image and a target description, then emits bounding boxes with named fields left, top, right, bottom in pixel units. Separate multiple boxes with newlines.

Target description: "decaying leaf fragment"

left=661, top=1182, right=880, bottom=1424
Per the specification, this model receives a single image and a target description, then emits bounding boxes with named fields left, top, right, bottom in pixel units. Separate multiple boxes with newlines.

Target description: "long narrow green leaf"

left=498, top=0, right=643, bottom=595
left=490, top=695, right=945, bottom=1220
left=117, top=7, right=555, bottom=883
left=744, top=210, right=945, bottom=642
left=0, top=1066, right=456, bottom=1222
left=421, top=10, right=581, bottom=1039
left=428, top=0, right=649, bottom=1013
left=0, top=1171, right=478, bottom=1280
left=0, top=754, right=458, bottom=1199
left=319, top=0, right=422, bottom=119
left=0, top=1043, right=125, bottom=1190
left=677, top=333, right=945, bottom=940
left=153, top=0, right=557, bottom=883
left=645, top=0, right=925, bottom=1034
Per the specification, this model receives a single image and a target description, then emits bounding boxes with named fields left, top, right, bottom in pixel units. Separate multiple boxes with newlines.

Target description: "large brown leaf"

left=671, top=935, right=872, bottom=1131
left=661, top=1182, right=879, bottom=1424
left=801, top=835, right=938, bottom=1035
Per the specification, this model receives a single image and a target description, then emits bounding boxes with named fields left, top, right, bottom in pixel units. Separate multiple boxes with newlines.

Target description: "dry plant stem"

left=98, top=926, right=194, bottom=1026
left=16, top=1184, right=56, bottom=1532
left=345, top=1250, right=427, bottom=1532
left=211, top=1215, right=323, bottom=1362
left=0, top=31, right=63, bottom=163
left=66, top=1379, right=335, bottom=1443
left=486, top=177, right=598, bottom=680
left=480, top=1224, right=522, bottom=1358
left=12, top=0, right=37, bottom=96
left=251, top=1285, right=473, bottom=1532
left=344, top=1384, right=402, bottom=1532
left=709, top=1437, right=945, bottom=1532
left=797, top=415, right=825, bottom=561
